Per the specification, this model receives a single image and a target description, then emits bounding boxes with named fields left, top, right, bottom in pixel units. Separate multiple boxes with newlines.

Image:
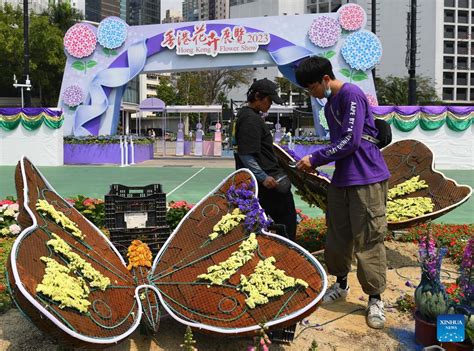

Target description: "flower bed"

left=64, top=136, right=154, bottom=164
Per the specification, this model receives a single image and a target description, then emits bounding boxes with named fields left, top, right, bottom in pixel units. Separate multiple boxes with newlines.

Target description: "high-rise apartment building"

left=182, top=0, right=199, bottom=21
left=199, top=0, right=229, bottom=20
left=85, top=0, right=120, bottom=22
left=313, top=0, right=473, bottom=104
left=231, top=0, right=305, bottom=17
left=116, top=0, right=160, bottom=122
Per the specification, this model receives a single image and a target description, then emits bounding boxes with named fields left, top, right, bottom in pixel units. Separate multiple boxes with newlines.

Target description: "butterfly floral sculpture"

left=7, top=158, right=327, bottom=348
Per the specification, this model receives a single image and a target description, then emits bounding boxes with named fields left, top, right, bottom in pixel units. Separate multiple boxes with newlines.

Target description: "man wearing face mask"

left=233, top=78, right=297, bottom=242
left=295, top=57, right=390, bottom=329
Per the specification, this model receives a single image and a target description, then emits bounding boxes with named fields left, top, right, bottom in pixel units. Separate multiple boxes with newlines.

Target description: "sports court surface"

left=0, top=158, right=472, bottom=224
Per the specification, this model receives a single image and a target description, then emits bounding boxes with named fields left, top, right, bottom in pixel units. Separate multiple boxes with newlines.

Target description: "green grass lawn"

left=1, top=165, right=472, bottom=224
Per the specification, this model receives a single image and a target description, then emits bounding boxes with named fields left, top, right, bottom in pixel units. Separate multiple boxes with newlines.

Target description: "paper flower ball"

left=366, top=93, right=379, bottom=106
left=97, top=17, right=128, bottom=49
left=341, top=30, right=382, bottom=71
left=308, top=16, right=341, bottom=48
left=338, top=4, right=366, bottom=31
left=64, top=23, right=97, bottom=58
left=62, top=85, right=84, bottom=107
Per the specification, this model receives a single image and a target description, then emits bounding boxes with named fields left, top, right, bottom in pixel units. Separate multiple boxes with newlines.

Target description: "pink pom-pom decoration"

left=62, top=85, right=84, bottom=107
left=338, top=4, right=366, bottom=31
left=64, top=23, right=97, bottom=58
left=308, top=16, right=341, bottom=48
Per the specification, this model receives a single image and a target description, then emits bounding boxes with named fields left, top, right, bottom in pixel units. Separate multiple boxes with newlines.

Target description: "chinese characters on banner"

left=161, top=23, right=271, bottom=57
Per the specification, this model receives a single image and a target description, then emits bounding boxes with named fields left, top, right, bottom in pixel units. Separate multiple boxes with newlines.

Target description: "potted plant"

left=443, top=238, right=473, bottom=351
left=414, top=229, right=449, bottom=346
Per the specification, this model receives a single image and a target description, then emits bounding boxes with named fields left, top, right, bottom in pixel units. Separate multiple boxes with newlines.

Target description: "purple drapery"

left=0, top=108, right=63, bottom=117
left=371, top=106, right=474, bottom=116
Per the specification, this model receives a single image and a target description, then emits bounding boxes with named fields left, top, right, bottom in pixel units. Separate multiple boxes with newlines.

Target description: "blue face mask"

left=323, top=82, right=332, bottom=99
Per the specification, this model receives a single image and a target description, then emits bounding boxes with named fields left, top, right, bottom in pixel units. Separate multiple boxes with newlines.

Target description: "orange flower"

left=126, top=240, right=153, bottom=270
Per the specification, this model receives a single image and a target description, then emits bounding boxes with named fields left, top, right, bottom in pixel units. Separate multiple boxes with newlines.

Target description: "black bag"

left=373, top=119, right=392, bottom=149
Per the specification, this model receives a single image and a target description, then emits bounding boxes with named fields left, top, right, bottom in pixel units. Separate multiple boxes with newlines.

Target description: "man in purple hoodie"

left=295, top=57, right=390, bottom=329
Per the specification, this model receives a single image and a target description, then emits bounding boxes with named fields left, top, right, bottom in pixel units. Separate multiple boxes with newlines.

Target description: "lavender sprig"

left=419, top=234, right=447, bottom=283
left=226, top=181, right=272, bottom=233
left=459, top=238, right=474, bottom=301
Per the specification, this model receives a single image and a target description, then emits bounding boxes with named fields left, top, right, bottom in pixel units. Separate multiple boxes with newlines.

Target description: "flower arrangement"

left=126, top=240, right=153, bottom=270
left=64, top=135, right=155, bottom=145
left=36, top=233, right=110, bottom=313
left=239, top=257, right=308, bottom=309
left=46, top=233, right=110, bottom=290
left=0, top=200, right=20, bottom=237
left=166, top=201, right=194, bottom=231
left=198, top=233, right=258, bottom=286
left=225, top=181, right=272, bottom=233
left=36, top=257, right=91, bottom=313
left=414, top=231, right=448, bottom=322
left=296, top=217, right=327, bottom=254
left=36, top=199, right=84, bottom=240
left=209, top=208, right=246, bottom=240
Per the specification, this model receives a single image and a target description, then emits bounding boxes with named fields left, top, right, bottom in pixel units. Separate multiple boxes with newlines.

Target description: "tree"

left=176, top=68, right=252, bottom=127
left=42, top=2, right=83, bottom=33
left=0, top=4, right=81, bottom=106
left=275, top=76, right=308, bottom=106
left=0, top=5, right=24, bottom=98
left=156, top=76, right=179, bottom=105
left=375, top=75, right=440, bottom=106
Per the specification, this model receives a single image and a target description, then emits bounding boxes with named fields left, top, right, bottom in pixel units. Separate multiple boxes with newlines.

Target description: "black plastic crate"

left=108, top=184, right=163, bottom=198
left=105, top=184, right=168, bottom=230
left=110, top=226, right=171, bottom=257
left=267, top=324, right=297, bottom=344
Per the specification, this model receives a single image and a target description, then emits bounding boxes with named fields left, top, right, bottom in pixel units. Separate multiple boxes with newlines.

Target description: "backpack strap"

left=328, top=103, right=379, bottom=145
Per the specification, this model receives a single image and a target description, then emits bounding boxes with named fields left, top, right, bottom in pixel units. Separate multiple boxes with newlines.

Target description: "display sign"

left=161, top=23, right=270, bottom=57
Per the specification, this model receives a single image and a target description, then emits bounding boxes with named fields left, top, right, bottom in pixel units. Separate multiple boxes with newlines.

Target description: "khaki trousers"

left=324, top=181, right=388, bottom=296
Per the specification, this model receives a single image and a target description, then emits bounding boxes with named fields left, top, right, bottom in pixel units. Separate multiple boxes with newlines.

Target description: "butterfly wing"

left=382, top=139, right=472, bottom=229
left=273, top=143, right=331, bottom=211
left=7, top=158, right=139, bottom=348
left=149, top=169, right=327, bottom=335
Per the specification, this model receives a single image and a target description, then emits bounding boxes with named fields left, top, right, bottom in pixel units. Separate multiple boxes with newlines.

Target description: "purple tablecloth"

left=64, top=144, right=153, bottom=164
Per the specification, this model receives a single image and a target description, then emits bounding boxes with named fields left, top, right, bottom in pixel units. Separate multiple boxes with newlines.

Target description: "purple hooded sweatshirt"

left=309, top=83, right=390, bottom=187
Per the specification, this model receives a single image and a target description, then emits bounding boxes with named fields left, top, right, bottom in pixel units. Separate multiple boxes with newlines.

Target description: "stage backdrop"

left=58, top=4, right=381, bottom=136
left=0, top=108, right=64, bottom=166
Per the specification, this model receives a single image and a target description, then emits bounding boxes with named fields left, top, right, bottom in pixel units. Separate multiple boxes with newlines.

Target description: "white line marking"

left=167, top=167, right=206, bottom=196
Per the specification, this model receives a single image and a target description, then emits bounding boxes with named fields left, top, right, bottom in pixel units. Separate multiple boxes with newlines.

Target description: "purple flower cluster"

left=419, top=234, right=447, bottom=282
left=459, top=238, right=473, bottom=301
left=225, top=181, right=272, bottom=233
